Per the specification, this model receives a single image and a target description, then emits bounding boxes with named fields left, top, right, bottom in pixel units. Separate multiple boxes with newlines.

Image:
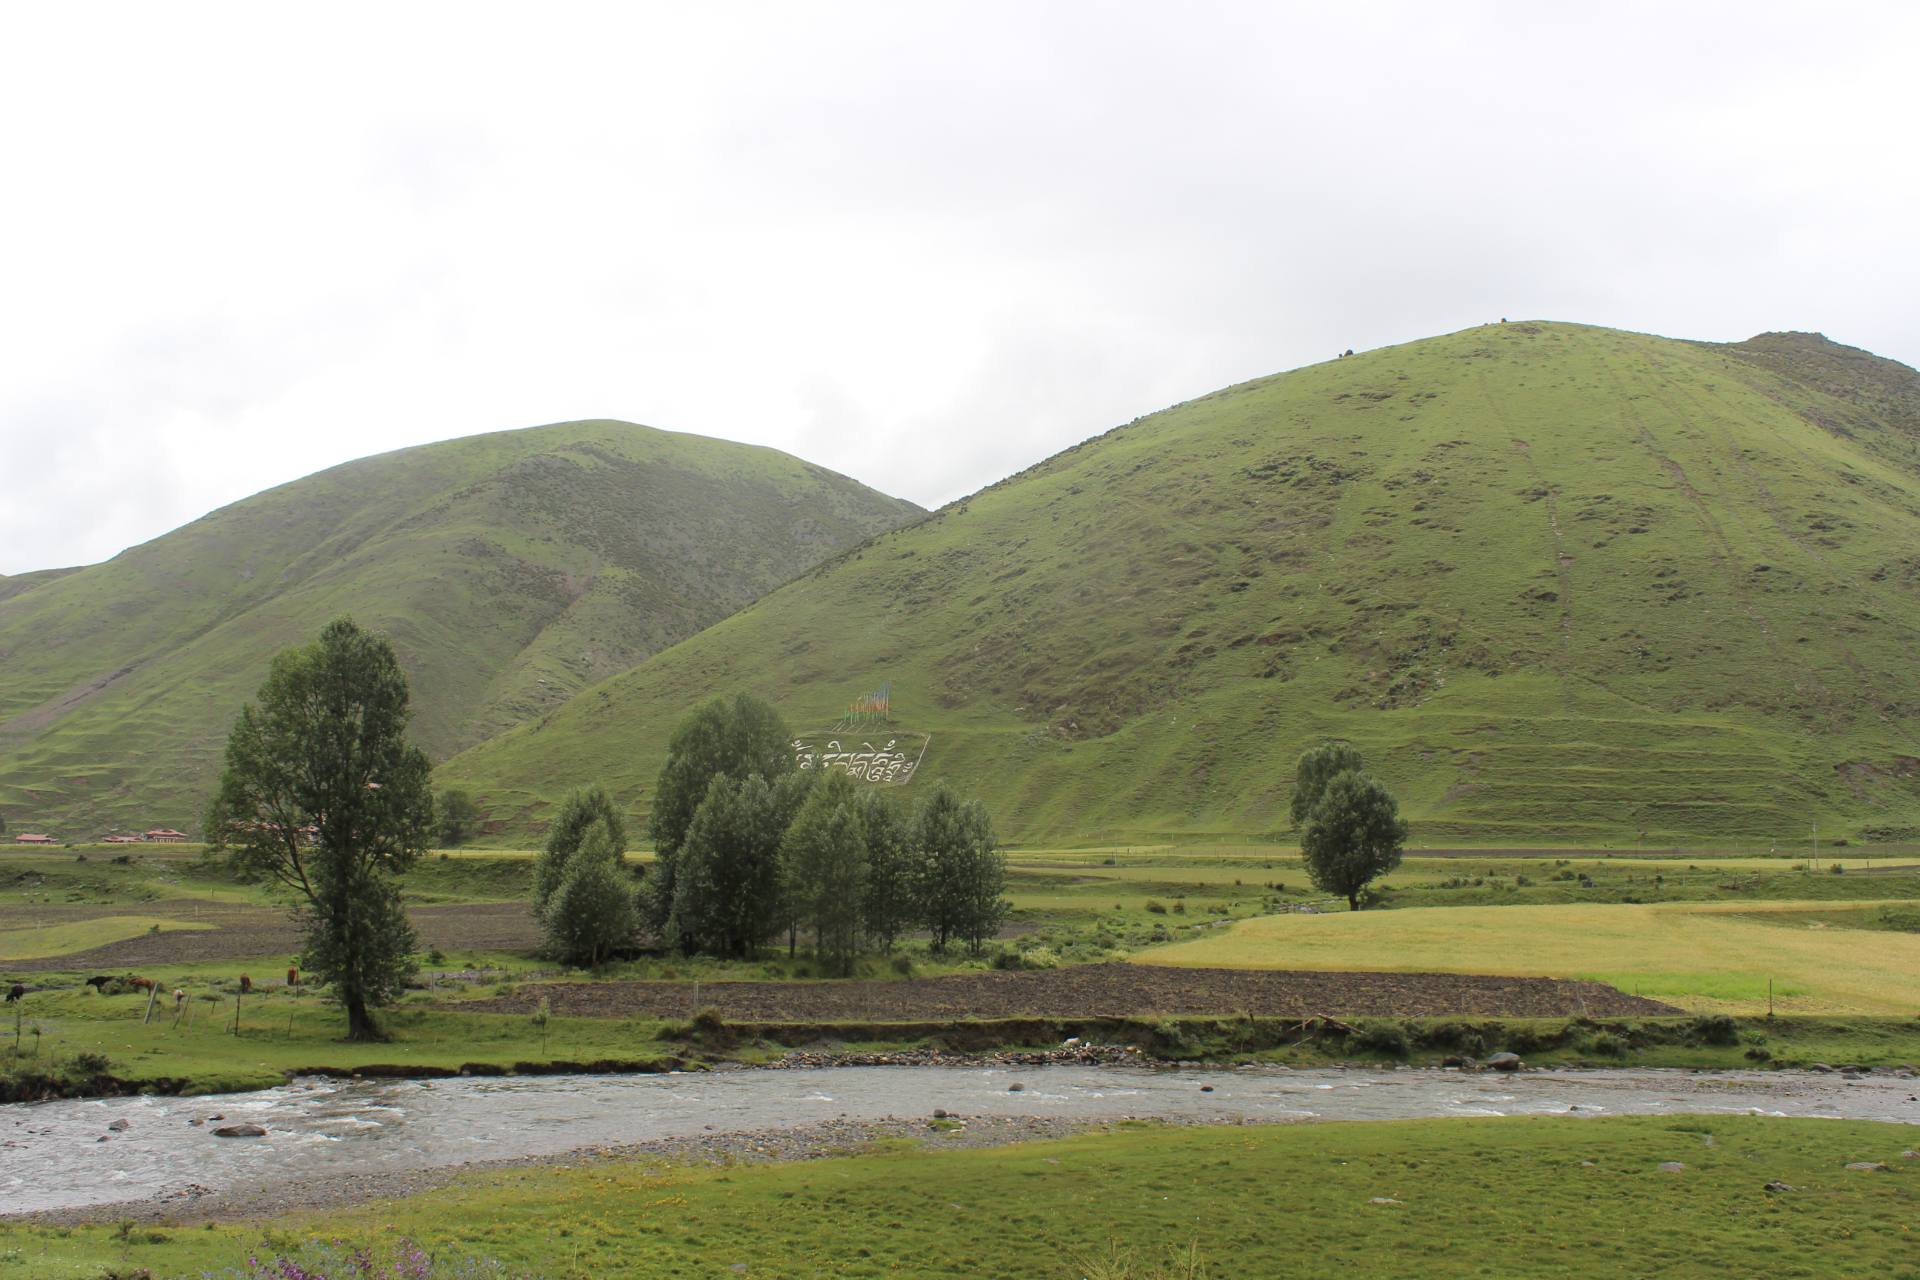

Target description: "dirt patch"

left=6, top=902, right=540, bottom=972
left=461, top=963, right=1679, bottom=1021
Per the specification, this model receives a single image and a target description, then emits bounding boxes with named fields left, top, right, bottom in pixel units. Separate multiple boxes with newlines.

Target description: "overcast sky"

left=2, top=2, right=1916, bottom=574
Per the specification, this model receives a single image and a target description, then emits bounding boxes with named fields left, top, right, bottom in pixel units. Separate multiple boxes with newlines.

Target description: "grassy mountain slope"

left=0, top=421, right=920, bottom=833
left=441, top=323, right=1920, bottom=844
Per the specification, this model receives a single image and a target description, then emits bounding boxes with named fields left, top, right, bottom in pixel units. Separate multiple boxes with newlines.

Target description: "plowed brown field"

left=462, top=963, right=1680, bottom=1021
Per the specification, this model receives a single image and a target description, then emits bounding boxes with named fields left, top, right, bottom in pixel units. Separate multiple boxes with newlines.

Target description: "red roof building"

left=142, top=828, right=188, bottom=842
left=14, top=833, right=56, bottom=844
left=103, top=834, right=141, bottom=844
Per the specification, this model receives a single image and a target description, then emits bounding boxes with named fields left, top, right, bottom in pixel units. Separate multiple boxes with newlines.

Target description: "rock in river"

left=1487, top=1053, right=1522, bottom=1072
left=213, top=1124, right=267, bottom=1138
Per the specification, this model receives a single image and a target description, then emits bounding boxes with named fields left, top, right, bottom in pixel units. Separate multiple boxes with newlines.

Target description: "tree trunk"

left=1347, top=891, right=1360, bottom=912
left=344, top=988, right=379, bottom=1041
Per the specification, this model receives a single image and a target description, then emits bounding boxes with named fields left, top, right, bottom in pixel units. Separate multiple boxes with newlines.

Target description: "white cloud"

left=2, top=0, right=1915, bottom=572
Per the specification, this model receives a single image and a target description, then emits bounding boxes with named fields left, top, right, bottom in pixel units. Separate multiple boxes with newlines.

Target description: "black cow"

left=4, top=984, right=23, bottom=1004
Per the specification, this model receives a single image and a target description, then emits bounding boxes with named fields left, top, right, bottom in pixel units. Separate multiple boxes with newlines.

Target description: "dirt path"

left=461, top=963, right=1680, bottom=1021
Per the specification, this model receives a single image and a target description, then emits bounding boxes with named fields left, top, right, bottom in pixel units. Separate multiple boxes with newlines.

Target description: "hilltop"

left=440, top=323, right=1920, bottom=844
left=0, top=421, right=921, bottom=833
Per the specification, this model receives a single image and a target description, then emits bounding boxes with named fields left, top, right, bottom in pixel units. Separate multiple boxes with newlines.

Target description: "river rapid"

left=3, top=1065, right=1916, bottom=1216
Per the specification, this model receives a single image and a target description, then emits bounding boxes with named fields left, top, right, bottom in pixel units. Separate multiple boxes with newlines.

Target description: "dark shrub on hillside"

left=1690, top=1014, right=1739, bottom=1046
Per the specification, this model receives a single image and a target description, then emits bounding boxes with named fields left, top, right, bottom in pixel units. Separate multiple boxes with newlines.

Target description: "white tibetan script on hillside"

left=792, top=734, right=928, bottom=785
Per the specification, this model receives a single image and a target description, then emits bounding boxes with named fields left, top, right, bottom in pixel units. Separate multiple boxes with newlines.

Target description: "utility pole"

left=1810, top=822, right=1818, bottom=873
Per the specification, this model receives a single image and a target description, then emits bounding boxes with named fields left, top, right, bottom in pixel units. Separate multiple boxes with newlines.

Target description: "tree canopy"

left=1290, top=741, right=1366, bottom=828
left=912, top=784, right=1007, bottom=953
left=1300, top=769, right=1409, bottom=911
left=646, top=694, right=793, bottom=931
left=204, top=617, right=433, bottom=1040
left=533, top=784, right=628, bottom=915
left=668, top=773, right=789, bottom=957
left=542, top=819, right=638, bottom=966
left=435, top=788, right=482, bottom=847
left=781, top=773, right=869, bottom=976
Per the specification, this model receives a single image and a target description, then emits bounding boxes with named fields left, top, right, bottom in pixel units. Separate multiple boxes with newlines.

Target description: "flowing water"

left=3, top=1065, right=1915, bottom=1216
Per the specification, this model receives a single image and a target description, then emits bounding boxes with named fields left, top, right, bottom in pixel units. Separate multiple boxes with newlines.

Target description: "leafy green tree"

left=542, top=820, right=639, bottom=966
left=668, top=773, right=788, bottom=957
left=912, top=785, right=1007, bottom=954
left=782, top=775, right=869, bottom=976
left=533, top=785, right=627, bottom=915
left=204, top=618, right=433, bottom=1040
left=646, top=694, right=793, bottom=931
left=1300, top=770, right=1409, bottom=911
left=435, top=788, right=482, bottom=847
left=856, top=790, right=915, bottom=951
left=1290, top=741, right=1366, bottom=828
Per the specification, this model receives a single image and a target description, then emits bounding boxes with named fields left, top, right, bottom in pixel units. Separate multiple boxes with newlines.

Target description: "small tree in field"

left=912, top=785, right=1007, bottom=954
left=542, top=820, right=639, bottom=967
left=435, top=788, right=482, bottom=847
left=533, top=785, right=627, bottom=915
left=647, top=694, right=793, bottom=932
left=205, top=618, right=433, bottom=1041
left=1300, top=770, right=1408, bottom=911
left=1290, top=741, right=1366, bottom=828
left=856, top=790, right=915, bottom=951
left=782, top=774, right=868, bottom=976
left=668, top=773, right=787, bottom=957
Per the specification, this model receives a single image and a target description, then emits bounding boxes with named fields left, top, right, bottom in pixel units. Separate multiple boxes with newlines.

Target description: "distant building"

left=142, top=828, right=188, bottom=843
left=14, top=833, right=56, bottom=844
left=103, top=834, right=142, bottom=843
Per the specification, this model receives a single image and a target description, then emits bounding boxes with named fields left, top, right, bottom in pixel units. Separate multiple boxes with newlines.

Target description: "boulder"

left=1844, top=1161, right=1889, bottom=1172
left=106, top=1119, right=128, bottom=1132
left=1899, top=1151, right=1918, bottom=1161
left=1487, top=1052, right=1523, bottom=1072
left=1440, top=1055, right=1476, bottom=1069
left=1658, top=1162, right=1686, bottom=1173
left=1763, top=1180, right=1796, bottom=1193
left=212, top=1123, right=266, bottom=1138
left=1007, top=1082, right=1025, bottom=1092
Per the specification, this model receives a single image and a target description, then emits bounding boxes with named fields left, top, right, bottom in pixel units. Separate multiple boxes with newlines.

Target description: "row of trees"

left=534, top=694, right=1008, bottom=973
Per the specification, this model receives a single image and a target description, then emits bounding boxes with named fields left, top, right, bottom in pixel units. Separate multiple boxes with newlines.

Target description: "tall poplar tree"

left=205, top=618, right=434, bottom=1040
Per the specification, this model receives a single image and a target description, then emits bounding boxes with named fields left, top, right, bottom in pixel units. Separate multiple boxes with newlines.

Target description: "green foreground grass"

left=5, top=1117, right=1916, bottom=1278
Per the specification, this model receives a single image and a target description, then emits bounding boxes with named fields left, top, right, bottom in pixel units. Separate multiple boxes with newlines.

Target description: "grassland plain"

left=6, top=846, right=1920, bottom=1096
left=4, top=1117, right=1916, bottom=1278
left=0, top=421, right=921, bottom=835
left=440, top=322, right=1920, bottom=846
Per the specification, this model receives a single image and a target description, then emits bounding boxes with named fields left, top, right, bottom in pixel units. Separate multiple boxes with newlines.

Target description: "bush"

left=1354, top=1023, right=1409, bottom=1057
left=70, top=1051, right=111, bottom=1075
left=1144, top=900, right=1168, bottom=915
left=1690, top=1014, right=1740, bottom=1047
left=1589, top=1032, right=1625, bottom=1057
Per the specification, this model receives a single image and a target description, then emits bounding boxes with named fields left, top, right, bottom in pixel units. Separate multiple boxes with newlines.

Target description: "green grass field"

left=1140, top=899, right=1920, bottom=1014
left=4, top=1117, right=1914, bottom=1278
left=0, top=421, right=919, bottom=836
left=441, top=323, right=1920, bottom=847
left=0, top=917, right=213, bottom=962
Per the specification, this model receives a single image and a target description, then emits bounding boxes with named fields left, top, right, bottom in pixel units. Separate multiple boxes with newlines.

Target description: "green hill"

left=440, top=323, right=1920, bottom=845
left=0, top=421, right=921, bottom=835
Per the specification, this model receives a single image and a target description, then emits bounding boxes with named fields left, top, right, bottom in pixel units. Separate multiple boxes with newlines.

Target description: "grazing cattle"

left=5, top=984, right=23, bottom=1004
left=287, top=966, right=299, bottom=987
left=238, top=974, right=252, bottom=994
left=124, top=975, right=155, bottom=993
left=85, top=975, right=115, bottom=992
left=173, top=988, right=186, bottom=1005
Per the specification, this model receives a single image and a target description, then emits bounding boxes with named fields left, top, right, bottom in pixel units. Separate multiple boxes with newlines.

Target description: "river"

left=3, top=1065, right=1916, bottom=1216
